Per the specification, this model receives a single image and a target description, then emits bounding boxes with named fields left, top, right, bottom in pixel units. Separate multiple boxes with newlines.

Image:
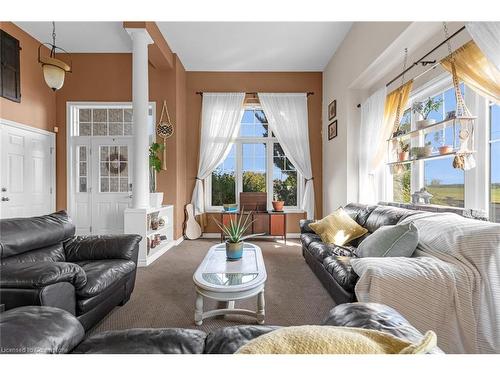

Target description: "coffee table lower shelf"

left=194, top=285, right=265, bottom=326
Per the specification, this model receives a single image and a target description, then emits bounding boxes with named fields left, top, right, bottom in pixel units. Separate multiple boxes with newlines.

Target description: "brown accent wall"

left=0, top=22, right=56, bottom=132
left=186, top=72, right=323, bottom=233
left=55, top=53, right=188, bottom=238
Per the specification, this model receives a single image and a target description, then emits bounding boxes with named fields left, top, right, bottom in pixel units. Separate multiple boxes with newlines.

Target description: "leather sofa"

left=0, top=303, right=443, bottom=354
left=300, top=203, right=421, bottom=304
left=0, top=211, right=141, bottom=331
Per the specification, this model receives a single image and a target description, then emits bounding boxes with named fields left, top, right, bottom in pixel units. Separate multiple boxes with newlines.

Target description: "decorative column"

left=127, top=28, right=153, bottom=208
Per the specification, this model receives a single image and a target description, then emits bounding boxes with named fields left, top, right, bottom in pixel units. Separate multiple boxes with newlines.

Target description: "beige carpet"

left=90, top=239, right=335, bottom=334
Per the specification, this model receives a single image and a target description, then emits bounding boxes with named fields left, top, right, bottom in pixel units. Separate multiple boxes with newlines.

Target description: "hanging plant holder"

left=443, top=22, right=476, bottom=171
left=156, top=100, right=174, bottom=171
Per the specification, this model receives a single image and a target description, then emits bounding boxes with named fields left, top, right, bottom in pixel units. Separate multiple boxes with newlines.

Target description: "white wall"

left=322, top=21, right=470, bottom=215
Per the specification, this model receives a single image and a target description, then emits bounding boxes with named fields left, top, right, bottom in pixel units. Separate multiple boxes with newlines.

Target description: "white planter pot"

left=417, top=119, right=436, bottom=129
left=150, top=192, right=164, bottom=208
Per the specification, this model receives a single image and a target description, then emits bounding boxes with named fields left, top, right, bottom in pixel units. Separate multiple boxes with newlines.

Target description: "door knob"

left=1, top=197, right=10, bottom=202
left=1, top=187, right=6, bottom=192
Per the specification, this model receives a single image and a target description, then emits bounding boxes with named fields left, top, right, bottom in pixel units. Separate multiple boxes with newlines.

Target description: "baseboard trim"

left=138, top=236, right=184, bottom=267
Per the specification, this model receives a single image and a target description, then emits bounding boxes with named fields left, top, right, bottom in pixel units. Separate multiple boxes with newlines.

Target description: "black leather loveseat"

left=300, top=203, right=420, bottom=304
left=0, top=303, right=442, bottom=354
left=0, top=211, right=141, bottom=331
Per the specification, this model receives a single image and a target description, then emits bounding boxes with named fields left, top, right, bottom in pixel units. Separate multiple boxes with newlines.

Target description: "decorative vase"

left=226, top=241, right=243, bottom=261
left=272, top=201, right=285, bottom=212
left=398, top=152, right=409, bottom=161
left=150, top=192, right=164, bottom=208
left=438, top=145, right=453, bottom=155
left=417, top=119, right=436, bottom=129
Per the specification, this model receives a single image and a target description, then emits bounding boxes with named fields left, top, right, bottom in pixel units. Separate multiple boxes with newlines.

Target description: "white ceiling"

left=15, top=22, right=132, bottom=52
left=157, top=22, right=352, bottom=71
left=15, top=21, right=352, bottom=71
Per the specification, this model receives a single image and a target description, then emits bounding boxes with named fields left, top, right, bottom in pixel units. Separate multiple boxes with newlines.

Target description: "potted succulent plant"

left=412, top=97, right=443, bottom=129
left=272, top=193, right=285, bottom=212
left=213, top=211, right=261, bottom=261
left=149, top=142, right=165, bottom=208
left=434, top=131, right=454, bottom=155
left=398, top=140, right=410, bottom=161
left=411, top=141, right=433, bottom=158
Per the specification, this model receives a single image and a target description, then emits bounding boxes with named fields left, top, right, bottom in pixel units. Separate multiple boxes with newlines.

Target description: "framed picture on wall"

left=328, top=99, right=336, bottom=120
left=328, top=120, right=337, bottom=140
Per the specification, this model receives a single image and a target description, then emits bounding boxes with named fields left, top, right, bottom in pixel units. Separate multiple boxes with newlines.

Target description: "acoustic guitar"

left=184, top=203, right=202, bottom=240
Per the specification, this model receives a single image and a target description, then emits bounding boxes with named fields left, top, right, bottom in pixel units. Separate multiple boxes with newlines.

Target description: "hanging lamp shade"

left=38, top=22, right=72, bottom=91
left=39, top=54, right=71, bottom=91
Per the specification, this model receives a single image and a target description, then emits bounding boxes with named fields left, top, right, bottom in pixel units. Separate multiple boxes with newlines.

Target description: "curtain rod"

left=357, top=25, right=467, bottom=109
left=385, top=25, right=466, bottom=88
left=196, top=91, right=314, bottom=97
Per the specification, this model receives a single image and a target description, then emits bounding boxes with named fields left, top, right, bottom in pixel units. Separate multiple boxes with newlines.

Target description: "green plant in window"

left=149, top=142, right=164, bottom=193
left=412, top=97, right=443, bottom=120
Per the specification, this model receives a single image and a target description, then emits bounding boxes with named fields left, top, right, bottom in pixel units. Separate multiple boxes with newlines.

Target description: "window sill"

left=204, top=209, right=305, bottom=214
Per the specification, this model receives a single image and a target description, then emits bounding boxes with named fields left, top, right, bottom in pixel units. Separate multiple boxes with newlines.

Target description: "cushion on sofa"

left=356, top=222, right=419, bottom=258
left=236, top=325, right=437, bottom=354
left=364, top=206, right=418, bottom=233
left=309, top=208, right=368, bottom=246
left=323, top=255, right=359, bottom=292
left=73, top=328, right=207, bottom=354
left=76, top=259, right=135, bottom=298
left=0, top=306, right=84, bottom=354
left=204, top=325, right=280, bottom=354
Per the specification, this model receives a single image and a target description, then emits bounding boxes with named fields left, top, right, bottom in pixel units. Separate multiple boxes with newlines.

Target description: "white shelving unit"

left=124, top=205, right=174, bottom=267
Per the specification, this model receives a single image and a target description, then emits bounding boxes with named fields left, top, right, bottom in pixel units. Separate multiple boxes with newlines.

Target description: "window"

left=77, top=108, right=134, bottom=136
left=393, top=109, right=411, bottom=203
left=211, top=145, right=236, bottom=206
left=490, top=104, right=500, bottom=222
left=207, top=108, right=302, bottom=210
left=422, top=85, right=465, bottom=207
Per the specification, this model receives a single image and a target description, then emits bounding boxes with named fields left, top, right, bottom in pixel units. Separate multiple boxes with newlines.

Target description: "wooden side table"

left=220, top=211, right=286, bottom=243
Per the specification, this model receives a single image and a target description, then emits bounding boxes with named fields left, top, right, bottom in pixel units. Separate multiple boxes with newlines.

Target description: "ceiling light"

left=38, top=22, right=72, bottom=91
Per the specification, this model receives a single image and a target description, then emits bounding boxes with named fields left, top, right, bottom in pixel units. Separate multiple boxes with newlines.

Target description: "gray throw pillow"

left=356, top=222, right=419, bottom=258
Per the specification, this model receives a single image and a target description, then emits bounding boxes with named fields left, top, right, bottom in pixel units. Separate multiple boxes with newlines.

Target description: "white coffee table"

left=192, top=242, right=267, bottom=326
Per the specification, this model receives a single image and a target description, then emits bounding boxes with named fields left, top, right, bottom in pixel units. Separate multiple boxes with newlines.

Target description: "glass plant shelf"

left=387, top=116, right=477, bottom=142
left=387, top=150, right=475, bottom=166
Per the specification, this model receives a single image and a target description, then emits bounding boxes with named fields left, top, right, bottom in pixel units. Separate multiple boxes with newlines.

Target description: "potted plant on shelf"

left=434, top=131, right=454, bottom=155
left=213, top=212, right=260, bottom=261
left=398, top=140, right=410, bottom=161
left=411, top=141, right=433, bottom=159
left=272, top=193, right=285, bottom=212
left=149, top=142, right=165, bottom=208
left=412, top=97, right=443, bottom=129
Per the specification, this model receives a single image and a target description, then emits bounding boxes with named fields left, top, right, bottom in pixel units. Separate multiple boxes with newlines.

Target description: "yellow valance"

left=441, top=40, right=500, bottom=104
left=373, top=80, right=413, bottom=169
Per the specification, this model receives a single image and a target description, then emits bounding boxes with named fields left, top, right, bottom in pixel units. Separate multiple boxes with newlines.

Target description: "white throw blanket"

left=351, top=212, right=500, bottom=354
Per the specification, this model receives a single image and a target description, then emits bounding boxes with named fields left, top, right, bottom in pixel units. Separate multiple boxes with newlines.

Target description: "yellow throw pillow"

left=309, top=208, right=368, bottom=246
left=236, top=326, right=437, bottom=354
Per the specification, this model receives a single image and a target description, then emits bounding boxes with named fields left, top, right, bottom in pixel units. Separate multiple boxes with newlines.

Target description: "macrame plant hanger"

left=443, top=22, right=476, bottom=171
left=156, top=100, right=174, bottom=171
left=391, top=48, right=409, bottom=175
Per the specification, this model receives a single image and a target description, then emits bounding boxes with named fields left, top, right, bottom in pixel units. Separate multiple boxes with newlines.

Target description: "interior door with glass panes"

left=90, top=137, right=133, bottom=235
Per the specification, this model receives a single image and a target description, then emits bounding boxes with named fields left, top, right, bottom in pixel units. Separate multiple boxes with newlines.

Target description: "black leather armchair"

left=0, top=211, right=141, bottom=331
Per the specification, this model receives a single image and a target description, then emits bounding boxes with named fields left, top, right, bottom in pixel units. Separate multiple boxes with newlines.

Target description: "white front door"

left=0, top=122, right=55, bottom=219
left=91, top=138, right=133, bottom=235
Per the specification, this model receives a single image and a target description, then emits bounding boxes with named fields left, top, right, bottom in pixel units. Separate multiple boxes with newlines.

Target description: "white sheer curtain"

left=467, top=22, right=500, bottom=70
left=191, top=93, right=245, bottom=215
left=258, top=93, right=315, bottom=219
left=358, top=87, right=388, bottom=204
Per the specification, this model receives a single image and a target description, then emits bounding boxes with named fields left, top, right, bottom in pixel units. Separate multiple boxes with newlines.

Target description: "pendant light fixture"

left=38, top=22, right=72, bottom=91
